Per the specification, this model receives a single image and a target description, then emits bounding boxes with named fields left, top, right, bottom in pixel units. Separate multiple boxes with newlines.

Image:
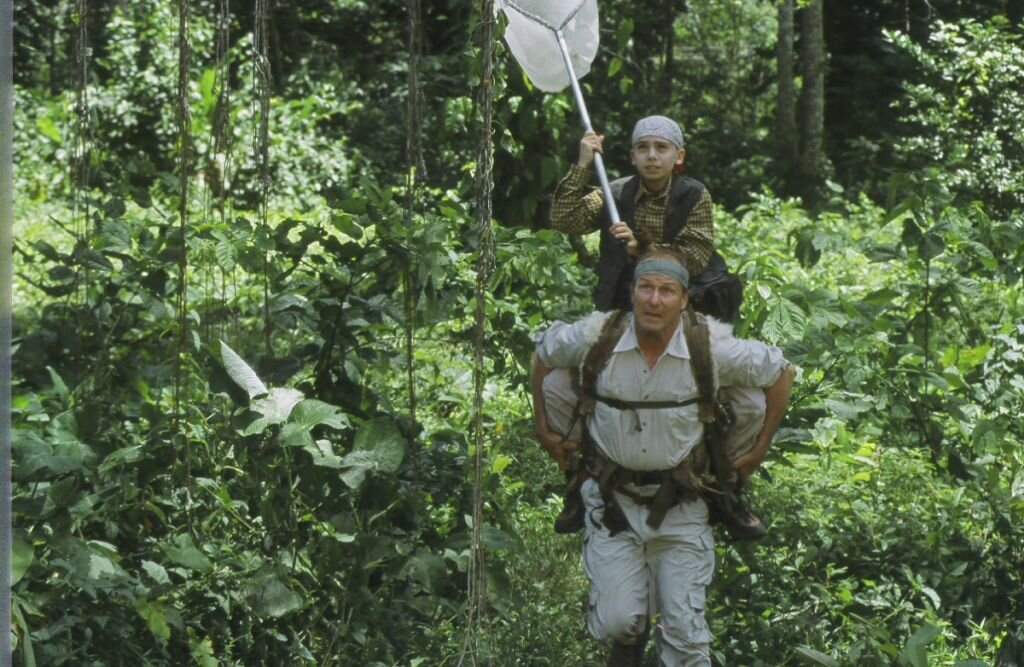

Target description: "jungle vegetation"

left=9, top=0, right=1024, bottom=665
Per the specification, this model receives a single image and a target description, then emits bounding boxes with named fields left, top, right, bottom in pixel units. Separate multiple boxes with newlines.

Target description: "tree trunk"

left=776, top=0, right=798, bottom=194
left=798, top=0, right=826, bottom=208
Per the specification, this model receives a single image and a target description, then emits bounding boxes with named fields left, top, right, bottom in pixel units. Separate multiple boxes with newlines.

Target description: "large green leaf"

left=794, top=647, right=841, bottom=667
left=189, top=629, right=218, bottom=667
left=899, top=625, right=940, bottom=667
left=303, top=439, right=343, bottom=469
left=761, top=297, right=807, bottom=344
left=161, top=533, right=212, bottom=573
left=340, top=417, right=405, bottom=489
left=823, top=395, right=873, bottom=421
left=12, top=534, right=33, bottom=586
left=142, top=560, right=170, bottom=585
left=482, top=524, right=519, bottom=551
left=219, top=340, right=268, bottom=400
left=136, top=598, right=172, bottom=641
left=13, top=430, right=89, bottom=481
left=241, top=569, right=304, bottom=619
left=243, top=388, right=305, bottom=436
left=289, top=399, right=350, bottom=430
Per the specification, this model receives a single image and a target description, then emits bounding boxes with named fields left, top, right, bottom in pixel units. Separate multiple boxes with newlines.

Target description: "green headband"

left=634, top=258, right=689, bottom=288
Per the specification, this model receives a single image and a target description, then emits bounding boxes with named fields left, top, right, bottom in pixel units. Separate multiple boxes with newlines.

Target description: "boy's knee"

left=602, top=612, right=647, bottom=644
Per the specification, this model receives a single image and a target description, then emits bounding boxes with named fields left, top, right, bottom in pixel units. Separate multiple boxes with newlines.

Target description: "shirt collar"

left=613, top=313, right=690, bottom=359
left=634, top=174, right=673, bottom=205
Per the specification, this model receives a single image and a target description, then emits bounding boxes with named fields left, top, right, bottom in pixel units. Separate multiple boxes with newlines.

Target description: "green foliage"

left=889, top=19, right=1024, bottom=217
left=10, top=2, right=1024, bottom=665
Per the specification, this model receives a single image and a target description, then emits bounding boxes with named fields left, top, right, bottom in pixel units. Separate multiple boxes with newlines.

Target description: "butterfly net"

left=498, top=0, right=600, bottom=92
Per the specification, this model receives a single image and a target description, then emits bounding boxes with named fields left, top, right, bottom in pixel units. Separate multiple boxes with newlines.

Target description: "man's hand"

left=537, top=430, right=580, bottom=471
left=577, top=130, right=604, bottom=168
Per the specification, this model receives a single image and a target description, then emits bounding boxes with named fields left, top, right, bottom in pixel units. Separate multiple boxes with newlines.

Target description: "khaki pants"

left=581, top=478, right=715, bottom=667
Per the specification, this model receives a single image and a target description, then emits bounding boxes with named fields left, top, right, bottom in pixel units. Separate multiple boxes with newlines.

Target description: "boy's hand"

left=577, top=131, right=604, bottom=168
left=609, top=222, right=638, bottom=256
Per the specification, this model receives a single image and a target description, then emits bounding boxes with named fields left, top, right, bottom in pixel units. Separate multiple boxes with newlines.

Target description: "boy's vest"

left=593, top=175, right=740, bottom=322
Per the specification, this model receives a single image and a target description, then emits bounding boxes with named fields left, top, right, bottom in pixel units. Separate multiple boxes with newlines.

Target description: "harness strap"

left=594, top=395, right=700, bottom=410
left=586, top=446, right=705, bottom=531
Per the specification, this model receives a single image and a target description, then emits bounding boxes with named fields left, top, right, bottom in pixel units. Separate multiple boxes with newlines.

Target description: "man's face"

left=629, top=136, right=685, bottom=189
left=632, top=272, right=688, bottom=338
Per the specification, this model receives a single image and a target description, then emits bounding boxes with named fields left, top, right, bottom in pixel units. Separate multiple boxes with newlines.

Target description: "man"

left=532, top=249, right=794, bottom=666
left=551, top=115, right=733, bottom=316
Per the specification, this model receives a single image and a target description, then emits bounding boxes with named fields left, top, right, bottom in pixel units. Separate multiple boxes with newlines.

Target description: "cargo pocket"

left=680, top=588, right=712, bottom=645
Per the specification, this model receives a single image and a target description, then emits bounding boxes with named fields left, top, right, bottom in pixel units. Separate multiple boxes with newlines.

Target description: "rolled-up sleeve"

left=550, top=165, right=605, bottom=235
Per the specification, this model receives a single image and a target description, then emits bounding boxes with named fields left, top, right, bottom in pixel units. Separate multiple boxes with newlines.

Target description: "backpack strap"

left=682, top=308, right=717, bottom=422
left=579, top=309, right=631, bottom=415
left=682, top=308, right=735, bottom=513
left=576, top=309, right=632, bottom=534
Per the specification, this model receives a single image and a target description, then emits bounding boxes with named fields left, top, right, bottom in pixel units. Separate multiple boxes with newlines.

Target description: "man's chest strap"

left=594, top=394, right=700, bottom=411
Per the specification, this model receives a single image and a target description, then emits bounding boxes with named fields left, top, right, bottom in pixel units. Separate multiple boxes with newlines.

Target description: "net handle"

left=554, top=28, right=621, bottom=226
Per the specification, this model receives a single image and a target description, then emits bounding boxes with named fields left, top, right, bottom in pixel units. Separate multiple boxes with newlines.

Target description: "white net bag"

left=498, top=0, right=600, bottom=92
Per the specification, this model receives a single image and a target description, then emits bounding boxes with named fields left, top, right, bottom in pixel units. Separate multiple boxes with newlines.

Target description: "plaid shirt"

left=550, top=165, right=715, bottom=274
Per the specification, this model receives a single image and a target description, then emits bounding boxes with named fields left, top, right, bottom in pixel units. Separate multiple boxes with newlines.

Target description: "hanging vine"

left=203, top=0, right=235, bottom=346
left=254, top=0, right=273, bottom=355
left=463, top=0, right=496, bottom=663
left=404, top=0, right=425, bottom=487
left=70, top=0, right=92, bottom=398
left=172, top=0, right=193, bottom=488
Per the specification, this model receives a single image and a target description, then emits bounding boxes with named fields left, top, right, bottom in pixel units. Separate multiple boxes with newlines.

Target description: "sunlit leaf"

left=244, top=388, right=305, bottom=436
left=794, top=647, right=840, bottom=667
left=142, top=560, right=170, bottom=586
left=136, top=599, right=171, bottom=641
left=289, top=399, right=350, bottom=430
left=219, top=340, right=268, bottom=400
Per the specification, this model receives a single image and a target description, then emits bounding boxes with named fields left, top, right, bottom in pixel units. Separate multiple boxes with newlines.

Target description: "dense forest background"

left=9, top=0, right=1024, bottom=665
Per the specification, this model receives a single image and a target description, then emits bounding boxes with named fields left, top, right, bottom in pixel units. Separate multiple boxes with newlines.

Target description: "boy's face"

left=629, top=136, right=685, bottom=189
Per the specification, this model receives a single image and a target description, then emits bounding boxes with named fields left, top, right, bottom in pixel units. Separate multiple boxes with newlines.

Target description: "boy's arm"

left=663, top=189, right=714, bottom=274
left=732, top=363, right=794, bottom=482
left=550, top=131, right=607, bottom=234
left=531, top=354, right=580, bottom=471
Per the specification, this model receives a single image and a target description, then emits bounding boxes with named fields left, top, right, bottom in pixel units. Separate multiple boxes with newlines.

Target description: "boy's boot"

left=553, top=462, right=586, bottom=534
left=705, top=481, right=765, bottom=541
